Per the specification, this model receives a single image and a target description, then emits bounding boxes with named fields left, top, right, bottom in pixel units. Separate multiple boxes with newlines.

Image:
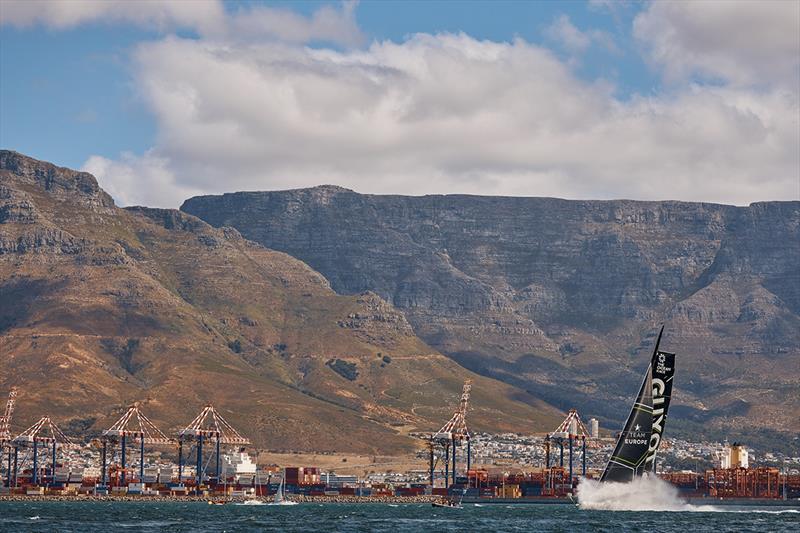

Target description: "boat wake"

left=577, top=476, right=716, bottom=512
left=578, top=477, right=799, bottom=513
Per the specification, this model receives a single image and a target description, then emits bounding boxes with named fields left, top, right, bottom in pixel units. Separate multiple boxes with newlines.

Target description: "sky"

left=1, top=0, right=798, bottom=208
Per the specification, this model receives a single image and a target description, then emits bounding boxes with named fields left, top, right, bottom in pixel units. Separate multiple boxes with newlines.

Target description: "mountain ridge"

left=191, top=183, right=798, bottom=208
left=182, top=185, right=800, bottom=437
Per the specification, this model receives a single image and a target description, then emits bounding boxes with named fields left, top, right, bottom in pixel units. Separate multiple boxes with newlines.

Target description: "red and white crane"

left=179, top=404, right=250, bottom=487
left=551, top=408, right=591, bottom=439
left=101, top=403, right=172, bottom=487
left=12, top=414, right=75, bottom=486
left=0, top=387, right=18, bottom=443
left=546, top=408, right=595, bottom=481
left=429, top=379, right=473, bottom=488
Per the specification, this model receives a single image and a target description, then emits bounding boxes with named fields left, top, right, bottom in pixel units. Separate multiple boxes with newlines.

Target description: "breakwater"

left=0, top=494, right=438, bottom=504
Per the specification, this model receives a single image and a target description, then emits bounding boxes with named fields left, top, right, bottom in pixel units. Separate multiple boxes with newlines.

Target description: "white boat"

left=268, top=474, right=298, bottom=506
left=237, top=499, right=266, bottom=506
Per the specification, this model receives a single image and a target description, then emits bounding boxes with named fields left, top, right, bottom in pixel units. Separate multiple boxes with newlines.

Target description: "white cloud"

left=544, top=14, right=619, bottom=57
left=634, top=0, right=800, bottom=88
left=88, top=32, right=798, bottom=208
left=221, top=1, right=363, bottom=47
left=10, top=1, right=795, bottom=207
left=545, top=15, right=591, bottom=53
left=0, top=0, right=224, bottom=33
left=0, top=0, right=363, bottom=47
left=82, top=151, right=202, bottom=208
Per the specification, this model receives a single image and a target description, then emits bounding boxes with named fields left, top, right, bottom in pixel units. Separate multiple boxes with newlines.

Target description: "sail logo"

left=645, top=351, right=675, bottom=468
left=624, top=426, right=649, bottom=445
left=655, top=352, right=671, bottom=377
left=644, top=378, right=666, bottom=466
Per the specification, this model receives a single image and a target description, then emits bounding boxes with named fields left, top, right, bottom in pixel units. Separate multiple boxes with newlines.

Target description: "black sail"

left=644, top=350, right=675, bottom=471
left=599, top=363, right=654, bottom=482
left=600, top=327, right=664, bottom=483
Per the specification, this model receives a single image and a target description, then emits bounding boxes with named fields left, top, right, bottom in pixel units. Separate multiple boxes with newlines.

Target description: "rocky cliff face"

left=183, top=187, right=800, bottom=436
left=1, top=152, right=562, bottom=452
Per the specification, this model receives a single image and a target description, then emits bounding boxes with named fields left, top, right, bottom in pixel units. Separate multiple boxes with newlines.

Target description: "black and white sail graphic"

left=644, top=350, right=675, bottom=471
left=600, top=326, right=674, bottom=483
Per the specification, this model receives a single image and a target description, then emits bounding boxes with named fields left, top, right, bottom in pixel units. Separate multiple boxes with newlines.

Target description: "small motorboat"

left=432, top=500, right=463, bottom=509
left=432, top=488, right=466, bottom=509
left=208, top=499, right=228, bottom=506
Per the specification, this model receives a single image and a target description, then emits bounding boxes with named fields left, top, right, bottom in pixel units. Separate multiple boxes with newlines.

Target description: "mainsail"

left=600, top=326, right=675, bottom=482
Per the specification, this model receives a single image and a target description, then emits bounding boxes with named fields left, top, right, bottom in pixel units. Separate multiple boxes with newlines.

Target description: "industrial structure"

left=589, top=417, right=599, bottom=439
left=178, top=404, right=250, bottom=490
left=10, top=415, right=75, bottom=489
left=1, top=387, right=17, bottom=489
left=101, top=404, right=172, bottom=492
left=1, top=387, right=255, bottom=495
left=1, top=386, right=797, bottom=503
left=545, top=409, right=595, bottom=484
left=716, top=442, right=749, bottom=469
left=0, top=387, right=17, bottom=443
left=428, top=380, right=472, bottom=488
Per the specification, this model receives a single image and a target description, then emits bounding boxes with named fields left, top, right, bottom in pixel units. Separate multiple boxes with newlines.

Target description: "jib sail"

left=600, top=326, right=669, bottom=483
left=600, top=361, right=654, bottom=482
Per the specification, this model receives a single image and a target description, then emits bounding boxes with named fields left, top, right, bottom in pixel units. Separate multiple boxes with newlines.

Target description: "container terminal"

left=1, top=385, right=798, bottom=503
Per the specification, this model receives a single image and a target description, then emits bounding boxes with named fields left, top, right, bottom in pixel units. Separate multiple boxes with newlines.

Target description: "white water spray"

left=577, top=475, right=799, bottom=513
left=577, top=475, right=716, bottom=512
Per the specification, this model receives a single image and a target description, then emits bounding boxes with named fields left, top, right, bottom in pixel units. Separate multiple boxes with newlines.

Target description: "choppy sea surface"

left=1, top=501, right=797, bottom=532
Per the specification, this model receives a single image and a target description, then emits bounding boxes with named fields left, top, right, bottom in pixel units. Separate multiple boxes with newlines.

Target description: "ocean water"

left=0, top=501, right=797, bottom=532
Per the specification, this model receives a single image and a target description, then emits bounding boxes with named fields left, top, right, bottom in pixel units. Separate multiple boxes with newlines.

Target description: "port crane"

left=12, top=415, right=75, bottom=487
left=1, top=387, right=18, bottom=488
left=102, top=403, right=172, bottom=488
left=429, top=380, right=472, bottom=487
left=0, top=387, right=18, bottom=443
left=546, top=408, right=592, bottom=481
left=178, top=404, right=250, bottom=490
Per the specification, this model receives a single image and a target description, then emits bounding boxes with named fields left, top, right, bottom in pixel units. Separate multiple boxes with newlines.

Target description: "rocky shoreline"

left=0, top=494, right=439, bottom=504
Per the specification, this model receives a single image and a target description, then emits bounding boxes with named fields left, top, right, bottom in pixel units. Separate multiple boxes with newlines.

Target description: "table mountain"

left=0, top=151, right=562, bottom=453
left=182, top=186, right=800, bottom=438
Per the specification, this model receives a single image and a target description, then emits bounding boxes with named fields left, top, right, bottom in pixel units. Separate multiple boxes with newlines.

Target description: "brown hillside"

left=0, top=150, right=562, bottom=453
